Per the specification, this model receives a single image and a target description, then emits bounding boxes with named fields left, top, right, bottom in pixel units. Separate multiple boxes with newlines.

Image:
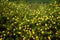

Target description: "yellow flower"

left=53, top=22, right=56, bottom=24
left=45, top=16, right=49, bottom=19
left=51, top=16, right=53, bottom=18
left=36, top=23, right=39, bottom=26
left=2, top=31, right=5, bottom=33
left=36, top=36, right=39, bottom=40
left=3, top=24, right=6, bottom=27
left=7, top=17, right=9, bottom=20
left=49, top=31, right=52, bottom=34
left=59, top=12, right=60, bottom=14
left=48, top=36, right=51, bottom=40
left=12, top=17, right=15, bottom=20
left=13, top=33, right=16, bottom=35
left=29, top=30, right=31, bottom=34
left=55, top=31, right=58, bottom=34
left=17, top=17, right=19, bottom=20
left=48, top=9, right=51, bottom=11
left=18, top=32, right=21, bottom=34
left=57, top=16, right=60, bottom=19
left=3, top=34, right=6, bottom=36
left=23, top=37, right=26, bottom=40
left=41, top=31, right=44, bottom=34
left=11, top=23, right=14, bottom=26
left=35, top=16, right=38, bottom=18
left=19, top=27, right=22, bottom=30
left=45, top=28, right=47, bottom=30
left=40, top=29, right=43, bottom=31
left=7, top=32, right=9, bottom=34
left=14, top=22, right=17, bottom=24
left=45, top=24, right=48, bottom=26
left=32, top=30, right=35, bottom=34
left=15, top=16, right=17, bottom=18
left=0, top=38, right=2, bottom=40
left=36, top=36, right=38, bottom=38
left=26, top=30, right=28, bottom=32
left=40, top=17, right=44, bottom=21
left=31, top=19, right=34, bottom=23
left=27, top=20, right=30, bottom=22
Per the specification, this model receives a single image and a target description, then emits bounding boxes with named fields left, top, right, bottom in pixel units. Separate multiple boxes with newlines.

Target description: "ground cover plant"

left=0, top=0, right=60, bottom=40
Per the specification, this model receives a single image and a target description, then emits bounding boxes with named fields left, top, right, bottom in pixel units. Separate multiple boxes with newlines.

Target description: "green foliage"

left=0, top=0, right=60, bottom=40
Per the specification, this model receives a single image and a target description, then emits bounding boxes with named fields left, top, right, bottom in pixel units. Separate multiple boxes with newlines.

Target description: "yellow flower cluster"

left=0, top=0, right=60, bottom=40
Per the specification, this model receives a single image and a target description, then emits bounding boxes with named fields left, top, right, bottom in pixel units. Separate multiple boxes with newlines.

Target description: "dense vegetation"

left=0, top=0, right=60, bottom=40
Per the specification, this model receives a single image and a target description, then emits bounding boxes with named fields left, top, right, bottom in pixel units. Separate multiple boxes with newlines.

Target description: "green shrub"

left=0, top=0, right=60, bottom=40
